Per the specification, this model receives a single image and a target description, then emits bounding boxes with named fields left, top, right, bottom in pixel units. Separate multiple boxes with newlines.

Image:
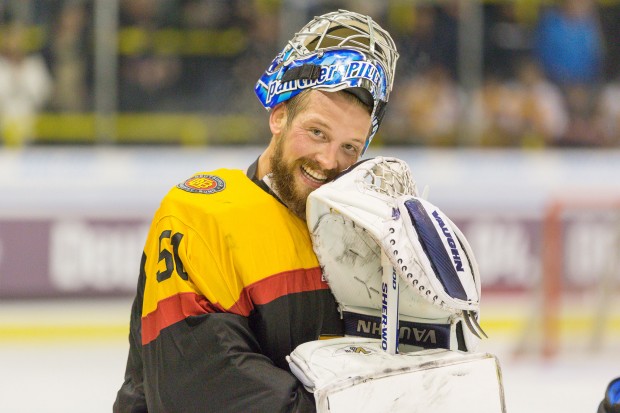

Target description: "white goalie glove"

left=290, top=158, right=504, bottom=412
left=306, top=156, right=486, bottom=352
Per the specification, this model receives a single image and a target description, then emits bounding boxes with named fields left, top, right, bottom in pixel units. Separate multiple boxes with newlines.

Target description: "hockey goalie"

left=288, top=156, right=506, bottom=413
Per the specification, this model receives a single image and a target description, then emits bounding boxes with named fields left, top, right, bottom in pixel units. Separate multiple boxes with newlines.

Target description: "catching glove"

left=306, top=157, right=485, bottom=352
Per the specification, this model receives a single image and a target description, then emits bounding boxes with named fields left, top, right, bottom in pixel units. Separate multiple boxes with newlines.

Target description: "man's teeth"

left=301, top=164, right=327, bottom=182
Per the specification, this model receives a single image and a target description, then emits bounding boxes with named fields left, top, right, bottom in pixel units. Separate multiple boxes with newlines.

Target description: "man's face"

left=270, top=91, right=372, bottom=219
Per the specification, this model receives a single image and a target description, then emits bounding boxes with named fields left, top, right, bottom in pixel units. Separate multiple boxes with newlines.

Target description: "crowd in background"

left=0, top=0, right=619, bottom=147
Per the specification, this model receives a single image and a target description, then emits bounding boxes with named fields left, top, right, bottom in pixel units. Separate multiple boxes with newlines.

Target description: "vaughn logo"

left=432, top=210, right=464, bottom=272
left=356, top=319, right=437, bottom=346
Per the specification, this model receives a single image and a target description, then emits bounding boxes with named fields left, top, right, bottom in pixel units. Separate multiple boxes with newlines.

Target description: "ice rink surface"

left=0, top=297, right=618, bottom=413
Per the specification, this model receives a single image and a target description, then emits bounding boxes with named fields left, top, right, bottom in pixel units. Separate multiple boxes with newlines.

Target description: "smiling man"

left=261, top=89, right=372, bottom=218
left=114, top=10, right=398, bottom=413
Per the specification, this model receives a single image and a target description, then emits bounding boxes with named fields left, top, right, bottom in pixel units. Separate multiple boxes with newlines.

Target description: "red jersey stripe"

left=229, top=267, right=328, bottom=315
left=141, top=292, right=218, bottom=345
left=142, top=267, right=328, bottom=345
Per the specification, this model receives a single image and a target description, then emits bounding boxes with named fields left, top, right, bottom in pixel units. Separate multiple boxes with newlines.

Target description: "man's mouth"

left=300, top=163, right=328, bottom=185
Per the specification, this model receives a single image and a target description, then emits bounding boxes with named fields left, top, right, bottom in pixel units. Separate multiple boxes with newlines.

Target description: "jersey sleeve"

left=144, top=310, right=315, bottom=412
left=115, top=205, right=317, bottom=412
left=113, top=253, right=148, bottom=413
left=115, top=267, right=316, bottom=412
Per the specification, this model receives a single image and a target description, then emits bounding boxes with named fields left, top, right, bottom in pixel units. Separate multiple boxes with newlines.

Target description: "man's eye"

left=343, top=143, right=360, bottom=155
left=311, top=128, right=324, bottom=138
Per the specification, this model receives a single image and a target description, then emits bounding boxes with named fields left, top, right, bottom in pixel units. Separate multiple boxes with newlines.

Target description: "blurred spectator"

left=533, top=0, right=604, bottom=146
left=307, top=0, right=348, bottom=17
left=472, top=58, right=569, bottom=147
left=341, top=2, right=385, bottom=21
left=483, top=3, right=532, bottom=80
left=598, top=3, right=620, bottom=80
left=470, top=74, right=526, bottom=146
left=557, top=83, right=604, bottom=146
left=470, top=60, right=569, bottom=148
left=175, top=0, right=252, bottom=113
left=0, top=23, right=52, bottom=146
left=118, top=0, right=182, bottom=111
left=516, top=59, right=569, bottom=146
left=395, top=4, right=458, bottom=79
left=229, top=0, right=278, bottom=115
left=596, top=71, right=620, bottom=146
left=388, top=63, right=462, bottom=146
left=0, top=0, right=617, bottom=147
left=534, top=0, right=604, bottom=86
left=44, top=2, right=92, bottom=112
left=595, top=75, right=620, bottom=146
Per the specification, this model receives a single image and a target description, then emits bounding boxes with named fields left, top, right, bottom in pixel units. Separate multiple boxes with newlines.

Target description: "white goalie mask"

left=306, top=157, right=486, bottom=352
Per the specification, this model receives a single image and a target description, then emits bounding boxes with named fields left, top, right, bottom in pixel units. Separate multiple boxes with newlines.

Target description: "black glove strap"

left=341, top=311, right=452, bottom=350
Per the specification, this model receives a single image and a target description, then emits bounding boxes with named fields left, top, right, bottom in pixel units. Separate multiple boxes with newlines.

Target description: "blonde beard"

left=269, top=137, right=311, bottom=220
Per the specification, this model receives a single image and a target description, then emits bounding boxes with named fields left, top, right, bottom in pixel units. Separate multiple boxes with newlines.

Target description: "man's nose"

left=315, top=144, right=339, bottom=171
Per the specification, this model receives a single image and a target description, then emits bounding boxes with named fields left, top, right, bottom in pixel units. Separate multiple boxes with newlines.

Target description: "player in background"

left=598, top=377, right=620, bottom=413
left=113, top=10, right=398, bottom=412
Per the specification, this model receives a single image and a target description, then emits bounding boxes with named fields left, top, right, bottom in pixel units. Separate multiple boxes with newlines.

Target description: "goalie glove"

left=306, top=156, right=486, bottom=352
left=287, top=337, right=506, bottom=413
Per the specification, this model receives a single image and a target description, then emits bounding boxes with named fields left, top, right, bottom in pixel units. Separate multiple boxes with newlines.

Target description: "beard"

left=269, top=136, right=337, bottom=220
left=270, top=137, right=309, bottom=219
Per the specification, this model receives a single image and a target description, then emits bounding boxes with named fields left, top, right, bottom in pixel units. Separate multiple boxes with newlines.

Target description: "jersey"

left=114, top=167, right=343, bottom=413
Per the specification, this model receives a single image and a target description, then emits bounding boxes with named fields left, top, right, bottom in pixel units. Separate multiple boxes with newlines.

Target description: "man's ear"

left=269, top=102, right=287, bottom=135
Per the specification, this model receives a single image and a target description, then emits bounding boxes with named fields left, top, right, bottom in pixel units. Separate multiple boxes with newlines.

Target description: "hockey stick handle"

left=381, top=251, right=399, bottom=354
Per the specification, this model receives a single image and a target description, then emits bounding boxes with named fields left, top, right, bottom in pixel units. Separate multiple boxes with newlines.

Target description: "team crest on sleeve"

left=177, top=174, right=225, bottom=194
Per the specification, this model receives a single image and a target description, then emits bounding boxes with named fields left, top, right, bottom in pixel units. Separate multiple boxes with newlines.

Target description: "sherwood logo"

left=381, top=281, right=388, bottom=348
left=380, top=269, right=398, bottom=350
left=432, top=210, right=464, bottom=272
left=357, top=319, right=437, bottom=345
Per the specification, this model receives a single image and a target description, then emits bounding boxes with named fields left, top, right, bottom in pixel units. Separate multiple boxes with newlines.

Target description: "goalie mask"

left=306, top=157, right=486, bottom=352
left=255, top=9, right=399, bottom=154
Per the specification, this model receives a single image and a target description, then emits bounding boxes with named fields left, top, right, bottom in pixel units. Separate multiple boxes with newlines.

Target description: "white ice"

left=0, top=298, right=617, bottom=413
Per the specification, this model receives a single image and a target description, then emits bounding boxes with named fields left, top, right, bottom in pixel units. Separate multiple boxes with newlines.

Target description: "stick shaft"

left=381, top=251, right=399, bottom=354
